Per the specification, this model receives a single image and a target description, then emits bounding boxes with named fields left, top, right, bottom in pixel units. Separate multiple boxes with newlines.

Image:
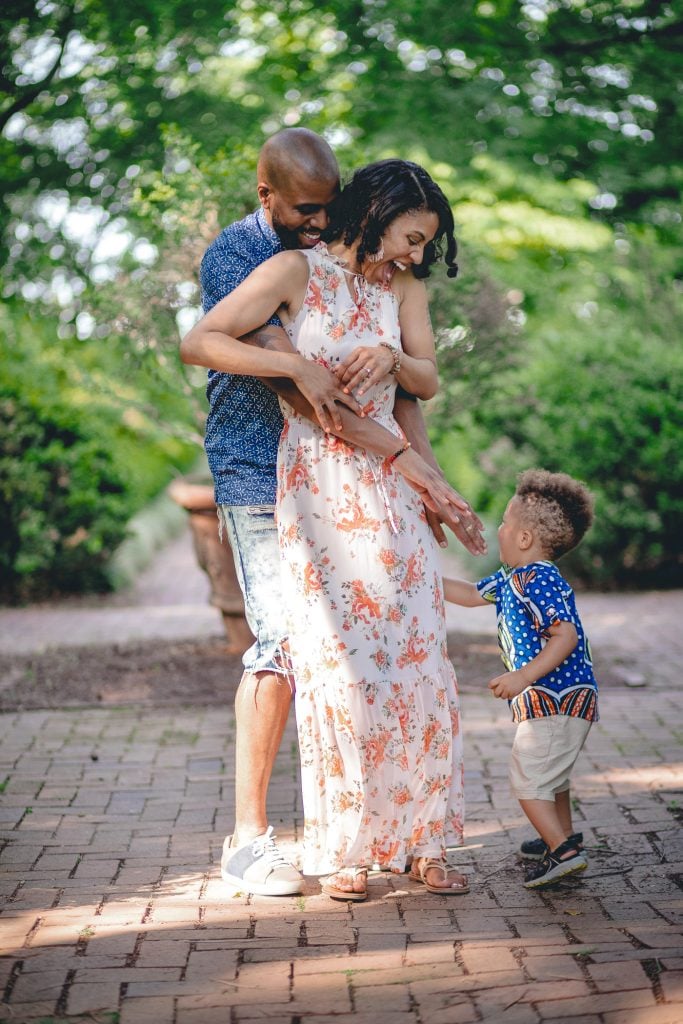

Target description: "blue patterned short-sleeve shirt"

left=476, top=560, right=598, bottom=724
left=200, top=208, right=284, bottom=506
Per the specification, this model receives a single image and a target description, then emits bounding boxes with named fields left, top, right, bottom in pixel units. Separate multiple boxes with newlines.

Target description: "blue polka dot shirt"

left=477, top=561, right=598, bottom=723
left=199, top=208, right=284, bottom=506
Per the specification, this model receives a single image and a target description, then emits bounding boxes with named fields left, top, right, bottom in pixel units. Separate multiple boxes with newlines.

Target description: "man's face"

left=258, top=172, right=339, bottom=250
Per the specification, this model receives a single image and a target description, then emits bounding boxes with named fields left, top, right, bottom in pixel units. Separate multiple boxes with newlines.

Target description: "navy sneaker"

left=520, top=831, right=584, bottom=861
left=524, top=838, right=587, bottom=889
left=221, top=826, right=303, bottom=896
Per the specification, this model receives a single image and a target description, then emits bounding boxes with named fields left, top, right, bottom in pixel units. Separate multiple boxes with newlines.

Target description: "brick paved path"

left=1, top=531, right=682, bottom=1023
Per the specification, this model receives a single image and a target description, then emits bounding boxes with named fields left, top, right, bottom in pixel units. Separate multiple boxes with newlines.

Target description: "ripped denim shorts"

left=218, top=504, right=291, bottom=679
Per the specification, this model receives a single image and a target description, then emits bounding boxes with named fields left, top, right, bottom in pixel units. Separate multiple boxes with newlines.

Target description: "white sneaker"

left=220, top=826, right=303, bottom=896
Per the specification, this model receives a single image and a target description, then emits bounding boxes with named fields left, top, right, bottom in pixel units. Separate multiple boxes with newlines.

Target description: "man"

left=184, top=128, right=485, bottom=897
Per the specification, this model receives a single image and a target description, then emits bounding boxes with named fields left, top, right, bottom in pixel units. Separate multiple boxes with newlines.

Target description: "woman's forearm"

left=393, top=354, right=438, bottom=400
left=243, top=327, right=400, bottom=455
left=393, top=398, right=438, bottom=467
left=268, top=379, right=467, bottom=531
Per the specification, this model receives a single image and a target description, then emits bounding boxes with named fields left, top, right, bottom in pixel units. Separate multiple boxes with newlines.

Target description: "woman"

left=184, top=159, right=468, bottom=899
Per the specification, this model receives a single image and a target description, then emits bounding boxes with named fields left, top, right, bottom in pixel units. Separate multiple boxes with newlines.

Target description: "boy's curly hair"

left=515, top=469, right=594, bottom=560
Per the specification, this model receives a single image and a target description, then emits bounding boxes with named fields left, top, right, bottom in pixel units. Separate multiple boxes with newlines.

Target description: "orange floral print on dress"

left=325, top=434, right=354, bottom=457
left=286, top=444, right=320, bottom=495
left=303, top=562, right=324, bottom=596
left=401, top=551, right=423, bottom=592
left=397, top=634, right=429, bottom=669
left=335, top=488, right=381, bottom=534
left=379, top=548, right=400, bottom=569
left=348, top=579, right=382, bottom=622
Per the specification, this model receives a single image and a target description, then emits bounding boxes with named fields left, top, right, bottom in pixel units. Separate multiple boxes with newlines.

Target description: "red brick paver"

left=1, top=678, right=681, bottom=1023
left=1, top=531, right=682, bottom=1023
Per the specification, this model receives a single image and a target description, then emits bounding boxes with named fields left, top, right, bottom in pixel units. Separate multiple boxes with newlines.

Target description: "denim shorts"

left=218, top=504, right=290, bottom=678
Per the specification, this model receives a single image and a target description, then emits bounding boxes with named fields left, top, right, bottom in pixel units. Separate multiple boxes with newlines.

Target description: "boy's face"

left=497, top=496, right=526, bottom=566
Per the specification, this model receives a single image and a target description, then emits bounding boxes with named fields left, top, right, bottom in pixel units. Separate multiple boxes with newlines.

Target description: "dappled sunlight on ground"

left=1, top=687, right=682, bottom=1021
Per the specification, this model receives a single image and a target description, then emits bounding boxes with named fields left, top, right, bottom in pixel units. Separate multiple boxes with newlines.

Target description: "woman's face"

left=377, top=209, right=439, bottom=276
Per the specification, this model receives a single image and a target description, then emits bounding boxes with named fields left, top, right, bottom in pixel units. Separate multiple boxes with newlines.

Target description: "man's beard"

left=272, top=214, right=312, bottom=250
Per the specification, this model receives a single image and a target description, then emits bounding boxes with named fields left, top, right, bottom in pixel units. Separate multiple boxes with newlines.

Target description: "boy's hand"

left=488, top=670, right=531, bottom=700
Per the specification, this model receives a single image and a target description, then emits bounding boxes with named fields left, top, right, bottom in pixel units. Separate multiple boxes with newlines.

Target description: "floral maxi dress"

left=278, top=244, right=464, bottom=875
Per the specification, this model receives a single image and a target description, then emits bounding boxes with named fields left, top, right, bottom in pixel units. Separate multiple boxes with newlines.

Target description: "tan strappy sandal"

left=321, top=866, right=368, bottom=902
left=409, top=858, right=469, bottom=895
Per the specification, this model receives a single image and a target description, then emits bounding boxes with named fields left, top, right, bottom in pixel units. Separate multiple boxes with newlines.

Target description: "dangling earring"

left=368, top=244, right=385, bottom=263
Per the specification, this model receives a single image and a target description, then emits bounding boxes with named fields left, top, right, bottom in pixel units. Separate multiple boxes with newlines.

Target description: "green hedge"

left=456, top=324, right=683, bottom=590
left=0, top=383, right=128, bottom=599
left=0, top=303, right=197, bottom=602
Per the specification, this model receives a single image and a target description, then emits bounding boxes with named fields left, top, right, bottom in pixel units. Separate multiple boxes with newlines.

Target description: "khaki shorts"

left=509, top=715, right=592, bottom=802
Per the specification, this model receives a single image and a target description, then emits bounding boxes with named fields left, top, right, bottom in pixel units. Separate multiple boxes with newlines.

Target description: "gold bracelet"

left=387, top=440, right=411, bottom=464
left=379, top=341, right=401, bottom=375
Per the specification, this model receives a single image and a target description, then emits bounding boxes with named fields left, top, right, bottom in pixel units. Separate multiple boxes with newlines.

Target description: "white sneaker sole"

left=221, top=867, right=303, bottom=896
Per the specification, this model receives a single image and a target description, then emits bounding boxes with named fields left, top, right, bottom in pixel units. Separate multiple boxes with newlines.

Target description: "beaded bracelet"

left=387, top=440, right=412, bottom=464
left=379, top=341, right=401, bottom=375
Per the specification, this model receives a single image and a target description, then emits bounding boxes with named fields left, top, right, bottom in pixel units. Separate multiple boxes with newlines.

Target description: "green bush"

left=0, top=302, right=197, bottom=601
left=468, top=325, right=683, bottom=589
left=0, top=384, right=129, bottom=600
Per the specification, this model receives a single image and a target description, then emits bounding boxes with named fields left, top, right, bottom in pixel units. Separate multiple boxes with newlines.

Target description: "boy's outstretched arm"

left=442, top=577, right=488, bottom=607
left=488, top=620, right=579, bottom=700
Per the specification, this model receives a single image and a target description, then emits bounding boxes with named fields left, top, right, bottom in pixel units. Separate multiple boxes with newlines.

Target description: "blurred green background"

left=1, top=0, right=681, bottom=601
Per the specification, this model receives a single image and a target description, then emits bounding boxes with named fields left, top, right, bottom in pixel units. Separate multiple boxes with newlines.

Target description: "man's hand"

left=292, top=359, right=365, bottom=433
left=424, top=508, right=449, bottom=548
left=241, top=326, right=364, bottom=434
left=488, top=670, right=531, bottom=700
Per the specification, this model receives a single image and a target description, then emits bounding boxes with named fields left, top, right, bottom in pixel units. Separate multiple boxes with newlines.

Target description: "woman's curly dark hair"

left=325, top=159, right=458, bottom=279
left=516, top=469, right=594, bottom=560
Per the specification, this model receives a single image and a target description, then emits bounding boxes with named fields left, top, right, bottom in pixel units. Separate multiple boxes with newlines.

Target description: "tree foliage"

left=0, top=299, right=197, bottom=600
left=3, top=0, right=681, bottom=292
left=2, top=0, right=681, bottom=592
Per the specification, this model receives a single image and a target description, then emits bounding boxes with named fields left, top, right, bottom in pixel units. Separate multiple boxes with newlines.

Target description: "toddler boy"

left=443, top=469, right=597, bottom=888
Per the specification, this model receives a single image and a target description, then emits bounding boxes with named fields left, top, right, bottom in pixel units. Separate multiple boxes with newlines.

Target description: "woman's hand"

left=393, top=448, right=485, bottom=547
left=333, top=344, right=396, bottom=397
left=394, top=450, right=486, bottom=554
left=425, top=506, right=487, bottom=556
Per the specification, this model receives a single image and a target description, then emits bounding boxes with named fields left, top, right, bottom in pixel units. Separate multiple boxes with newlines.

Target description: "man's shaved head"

left=256, top=128, right=339, bottom=250
left=257, top=128, right=338, bottom=190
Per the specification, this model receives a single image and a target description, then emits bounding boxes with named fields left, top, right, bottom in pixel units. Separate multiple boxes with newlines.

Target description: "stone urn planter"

left=167, top=474, right=254, bottom=654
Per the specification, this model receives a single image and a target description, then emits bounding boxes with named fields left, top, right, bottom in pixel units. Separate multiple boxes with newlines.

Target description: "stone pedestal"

left=167, top=476, right=254, bottom=654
